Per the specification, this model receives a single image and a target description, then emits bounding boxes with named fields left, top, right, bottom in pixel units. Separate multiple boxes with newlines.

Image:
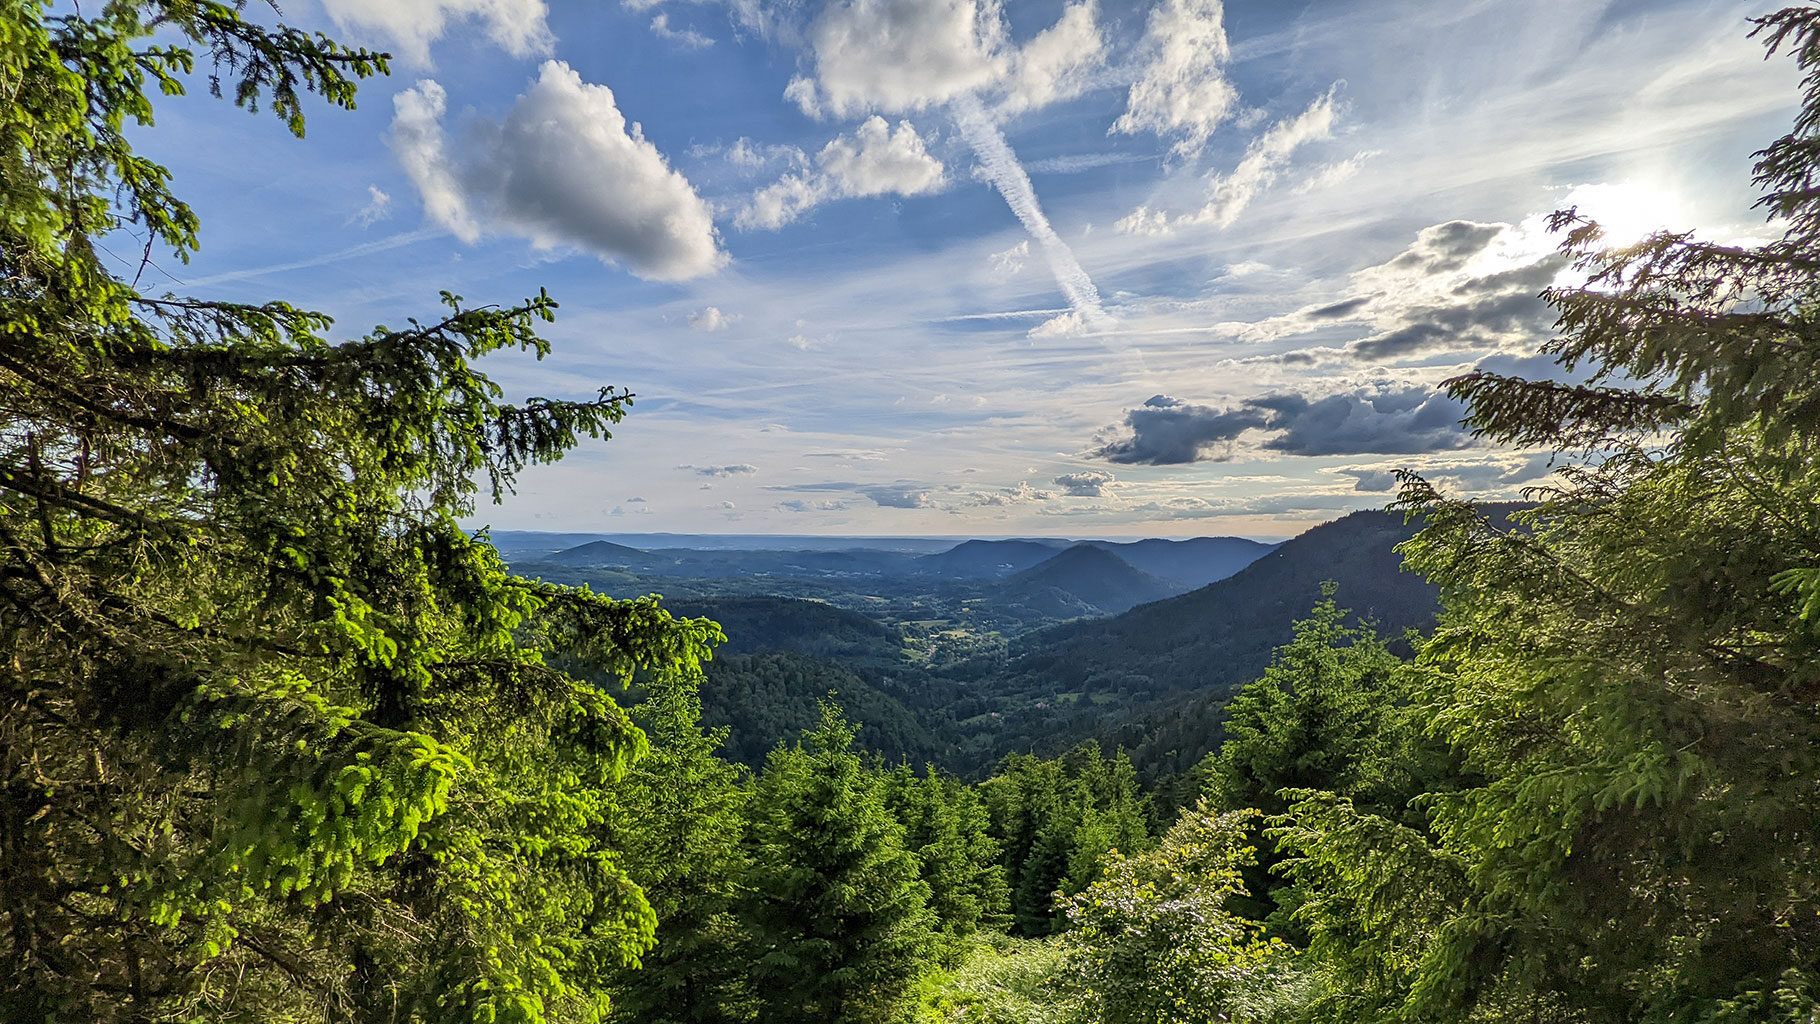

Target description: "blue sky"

left=140, top=0, right=1795, bottom=538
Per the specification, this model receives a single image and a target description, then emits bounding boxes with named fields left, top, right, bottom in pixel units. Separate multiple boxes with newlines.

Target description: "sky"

left=136, top=0, right=1798, bottom=538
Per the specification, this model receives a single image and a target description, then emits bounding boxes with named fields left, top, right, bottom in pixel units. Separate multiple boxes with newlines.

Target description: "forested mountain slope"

left=974, top=510, right=1440, bottom=703
left=1000, top=544, right=1189, bottom=616
left=1084, top=536, right=1279, bottom=588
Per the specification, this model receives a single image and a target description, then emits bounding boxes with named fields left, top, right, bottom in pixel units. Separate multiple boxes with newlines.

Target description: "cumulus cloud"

left=320, top=0, right=553, bottom=67
left=1000, top=2, right=1105, bottom=116
left=350, top=185, right=393, bottom=227
left=1238, top=219, right=1567, bottom=362
left=768, top=479, right=932, bottom=508
left=1111, top=0, right=1238, bottom=158
left=792, top=0, right=1007, bottom=118
left=682, top=464, right=758, bottom=477
left=688, top=306, right=738, bottom=331
left=1341, top=223, right=1566, bottom=360
left=788, top=0, right=1105, bottom=120
left=1095, top=395, right=1268, bottom=464
left=389, top=81, right=478, bottom=241
left=777, top=499, right=849, bottom=512
left=1054, top=470, right=1116, bottom=496
left=1345, top=468, right=1399, bottom=492
left=1093, top=384, right=1478, bottom=465
left=736, top=116, right=946, bottom=229
left=1336, top=453, right=1555, bottom=494
left=389, top=62, right=725, bottom=281
left=649, top=12, right=712, bottom=49
left=862, top=484, right=931, bottom=508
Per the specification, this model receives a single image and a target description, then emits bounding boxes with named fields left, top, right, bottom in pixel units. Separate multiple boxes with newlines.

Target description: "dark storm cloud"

left=1094, top=395, right=1270, bottom=465
left=1093, top=384, right=1478, bottom=465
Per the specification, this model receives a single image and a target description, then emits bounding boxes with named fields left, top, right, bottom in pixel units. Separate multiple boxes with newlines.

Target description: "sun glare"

left=1559, top=181, right=1690, bottom=248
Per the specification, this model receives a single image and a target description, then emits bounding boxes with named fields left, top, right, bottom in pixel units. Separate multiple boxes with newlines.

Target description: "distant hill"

left=664, top=595, right=905, bottom=664
left=916, top=539, right=1066, bottom=578
left=546, top=539, right=659, bottom=568
left=1085, top=536, right=1277, bottom=588
left=1001, top=545, right=1187, bottom=616
left=936, top=510, right=1443, bottom=772
left=1000, top=510, right=1437, bottom=695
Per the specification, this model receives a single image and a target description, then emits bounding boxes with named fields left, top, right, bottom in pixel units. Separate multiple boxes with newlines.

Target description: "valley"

left=503, top=509, right=1448, bottom=780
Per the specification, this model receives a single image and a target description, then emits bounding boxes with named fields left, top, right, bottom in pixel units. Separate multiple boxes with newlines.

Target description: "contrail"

left=950, top=94, right=1108, bottom=334
left=179, top=228, right=440, bottom=288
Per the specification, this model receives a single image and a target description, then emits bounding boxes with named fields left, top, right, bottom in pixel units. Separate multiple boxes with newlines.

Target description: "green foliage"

left=1265, top=9, right=1820, bottom=1023
left=0, top=4, right=720, bottom=1021
left=601, top=676, right=753, bottom=1024
left=912, top=934, right=1081, bottom=1024
left=1058, top=807, right=1291, bottom=1024
left=981, top=746, right=1153, bottom=936
left=884, top=765, right=1011, bottom=962
left=741, top=706, right=938, bottom=1023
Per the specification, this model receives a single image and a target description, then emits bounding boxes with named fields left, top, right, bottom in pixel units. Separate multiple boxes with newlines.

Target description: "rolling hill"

left=914, top=539, right=1067, bottom=578
left=1000, top=544, right=1188, bottom=616
left=1085, top=536, right=1278, bottom=588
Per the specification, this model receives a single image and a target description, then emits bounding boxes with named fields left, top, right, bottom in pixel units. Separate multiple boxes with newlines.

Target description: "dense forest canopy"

left=4, top=2, right=1820, bottom=1024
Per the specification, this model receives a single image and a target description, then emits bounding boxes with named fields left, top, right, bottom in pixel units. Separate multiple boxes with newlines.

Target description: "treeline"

left=595, top=676, right=1164, bottom=1021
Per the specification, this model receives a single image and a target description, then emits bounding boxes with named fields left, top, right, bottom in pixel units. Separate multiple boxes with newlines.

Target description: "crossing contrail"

left=950, top=94, right=1109, bottom=335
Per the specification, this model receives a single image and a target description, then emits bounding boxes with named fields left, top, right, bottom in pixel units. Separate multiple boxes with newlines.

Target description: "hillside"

left=698, top=652, right=951, bottom=767
left=934, top=510, right=1443, bottom=770
left=546, top=539, right=660, bottom=568
left=915, top=539, right=1066, bottom=578
left=664, top=595, right=906, bottom=664
left=999, top=510, right=1436, bottom=693
left=1086, top=536, right=1278, bottom=587
left=1001, top=544, right=1188, bottom=616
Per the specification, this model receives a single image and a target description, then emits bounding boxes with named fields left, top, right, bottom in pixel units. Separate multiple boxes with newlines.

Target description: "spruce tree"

left=604, top=676, right=752, bottom=1024
left=1275, top=8, right=1820, bottom=1021
left=741, top=707, right=936, bottom=1024
left=884, top=765, right=1009, bottom=961
left=0, top=3, right=721, bottom=1020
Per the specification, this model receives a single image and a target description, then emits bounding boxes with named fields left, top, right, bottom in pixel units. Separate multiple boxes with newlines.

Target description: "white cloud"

left=1054, top=470, right=1115, bottom=497
left=1188, top=87, right=1341, bottom=227
left=987, top=239, right=1029, bottom=279
left=319, top=0, right=553, bottom=67
left=1117, top=87, right=1342, bottom=235
left=1114, top=205, right=1170, bottom=236
left=1000, top=2, right=1105, bottom=116
left=789, top=0, right=1107, bottom=120
left=351, top=184, right=393, bottom=227
left=388, top=62, right=726, bottom=281
left=1112, top=0, right=1238, bottom=158
left=736, top=116, right=946, bottom=230
left=650, top=12, right=713, bottom=49
left=389, top=81, right=478, bottom=241
left=795, top=0, right=1008, bottom=118
left=1293, top=149, right=1379, bottom=195
left=681, top=463, right=759, bottom=477
left=688, top=306, right=738, bottom=330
